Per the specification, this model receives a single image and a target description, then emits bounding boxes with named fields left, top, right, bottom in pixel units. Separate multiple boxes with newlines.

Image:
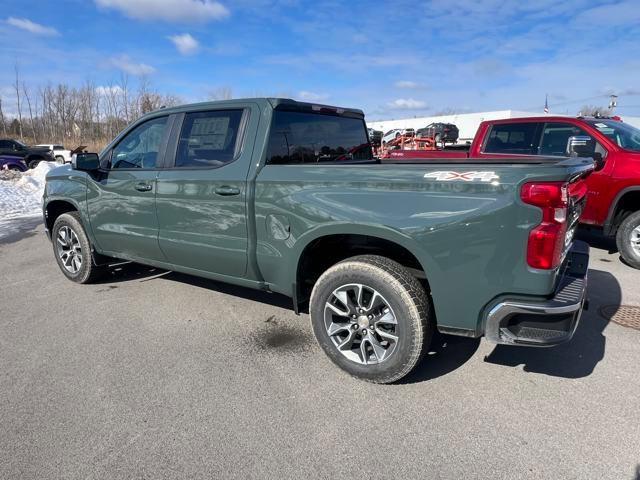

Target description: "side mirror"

left=566, top=135, right=595, bottom=158
left=72, top=152, right=100, bottom=171
left=593, top=152, right=605, bottom=171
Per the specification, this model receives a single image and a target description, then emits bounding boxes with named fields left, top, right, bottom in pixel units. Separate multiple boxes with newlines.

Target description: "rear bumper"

left=484, top=241, right=589, bottom=346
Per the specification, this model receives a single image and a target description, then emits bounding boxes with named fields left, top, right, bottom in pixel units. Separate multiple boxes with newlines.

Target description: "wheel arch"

left=291, top=224, right=437, bottom=312
left=44, top=199, right=81, bottom=234
left=604, top=187, right=640, bottom=236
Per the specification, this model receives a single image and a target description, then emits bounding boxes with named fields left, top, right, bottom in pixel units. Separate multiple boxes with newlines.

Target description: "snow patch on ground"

left=0, top=162, right=57, bottom=235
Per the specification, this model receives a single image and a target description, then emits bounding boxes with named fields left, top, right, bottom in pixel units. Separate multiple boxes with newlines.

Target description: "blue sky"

left=0, top=0, right=639, bottom=120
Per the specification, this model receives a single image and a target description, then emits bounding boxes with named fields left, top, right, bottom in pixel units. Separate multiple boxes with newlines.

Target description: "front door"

left=87, top=115, right=170, bottom=261
left=156, top=108, right=253, bottom=277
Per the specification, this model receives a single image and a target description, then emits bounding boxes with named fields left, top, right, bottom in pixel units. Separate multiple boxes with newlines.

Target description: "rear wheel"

left=55, top=155, right=65, bottom=164
left=309, top=255, right=433, bottom=383
left=52, top=212, right=105, bottom=283
left=616, top=210, right=640, bottom=269
left=27, top=158, right=41, bottom=169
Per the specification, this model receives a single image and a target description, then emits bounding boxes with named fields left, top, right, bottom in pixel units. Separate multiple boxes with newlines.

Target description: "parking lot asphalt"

left=1, top=221, right=639, bottom=480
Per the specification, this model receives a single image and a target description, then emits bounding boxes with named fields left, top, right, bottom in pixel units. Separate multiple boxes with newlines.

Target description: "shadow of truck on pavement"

left=484, top=268, right=619, bottom=378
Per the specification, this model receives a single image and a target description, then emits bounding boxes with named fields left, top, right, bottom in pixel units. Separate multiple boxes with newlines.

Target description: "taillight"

left=521, top=181, right=568, bottom=269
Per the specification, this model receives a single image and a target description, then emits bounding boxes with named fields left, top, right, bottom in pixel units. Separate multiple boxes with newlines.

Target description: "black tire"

left=616, top=211, right=640, bottom=269
left=8, top=166, right=21, bottom=171
left=51, top=212, right=105, bottom=283
left=27, top=158, right=40, bottom=169
left=55, top=155, right=65, bottom=164
left=309, top=255, right=433, bottom=383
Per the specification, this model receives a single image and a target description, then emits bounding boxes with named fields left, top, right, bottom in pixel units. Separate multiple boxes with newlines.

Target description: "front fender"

left=43, top=166, right=94, bottom=242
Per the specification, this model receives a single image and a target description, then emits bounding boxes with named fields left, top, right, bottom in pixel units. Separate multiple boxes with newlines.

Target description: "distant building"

left=367, top=110, right=640, bottom=142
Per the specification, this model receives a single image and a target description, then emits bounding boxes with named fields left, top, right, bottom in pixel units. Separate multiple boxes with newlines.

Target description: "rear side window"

left=484, top=123, right=541, bottom=155
left=53, top=145, right=64, bottom=150
left=539, top=123, right=588, bottom=156
left=175, top=110, right=244, bottom=168
left=266, top=110, right=372, bottom=165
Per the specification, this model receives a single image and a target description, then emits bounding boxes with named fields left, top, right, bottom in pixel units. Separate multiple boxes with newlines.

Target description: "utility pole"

left=608, top=94, right=618, bottom=113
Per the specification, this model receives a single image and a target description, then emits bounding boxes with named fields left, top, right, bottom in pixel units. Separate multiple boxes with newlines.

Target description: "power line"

left=519, top=94, right=609, bottom=112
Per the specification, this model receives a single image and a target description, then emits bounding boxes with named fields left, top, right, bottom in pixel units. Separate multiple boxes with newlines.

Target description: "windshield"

left=587, top=120, right=640, bottom=152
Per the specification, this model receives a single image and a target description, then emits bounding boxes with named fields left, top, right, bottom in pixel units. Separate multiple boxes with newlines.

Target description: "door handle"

left=135, top=182, right=153, bottom=192
left=214, top=186, right=241, bottom=196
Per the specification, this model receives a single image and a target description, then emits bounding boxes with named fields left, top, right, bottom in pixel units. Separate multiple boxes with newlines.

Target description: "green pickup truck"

left=44, top=98, right=593, bottom=383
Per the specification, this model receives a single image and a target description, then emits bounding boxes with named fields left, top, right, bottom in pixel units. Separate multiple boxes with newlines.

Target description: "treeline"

left=0, top=70, right=181, bottom=151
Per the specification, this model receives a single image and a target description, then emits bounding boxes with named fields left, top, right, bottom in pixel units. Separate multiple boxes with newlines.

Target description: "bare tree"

left=209, top=86, right=234, bottom=100
left=2, top=76, right=183, bottom=151
left=578, top=105, right=609, bottom=117
left=0, top=96, right=7, bottom=136
left=22, top=83, right=37, bottom=143
left=13, top=63, right=23, bottom=141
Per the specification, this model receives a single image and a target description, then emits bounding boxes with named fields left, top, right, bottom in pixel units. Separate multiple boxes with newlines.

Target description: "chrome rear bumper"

left=484, top=241, right=589, bottom=346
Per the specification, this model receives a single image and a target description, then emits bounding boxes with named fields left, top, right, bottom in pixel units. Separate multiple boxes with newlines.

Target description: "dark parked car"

left=0, top=155, right=28, bottom=172
left=0, top=139, right=54, bottom=168
left=417, top=123, right=459, bottom=144
left=367, top=128, right=382, bottom=146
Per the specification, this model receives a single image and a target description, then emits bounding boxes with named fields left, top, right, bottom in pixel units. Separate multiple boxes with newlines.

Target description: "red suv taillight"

left=521, top=181, right=568, bottom=269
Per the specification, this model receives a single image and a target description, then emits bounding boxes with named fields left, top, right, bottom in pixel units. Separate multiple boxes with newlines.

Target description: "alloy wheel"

left=324, top=283, right=399, bottom=365
left=56, top=225, right=83, bottom=274
left=631, top=225, right=640, bottom=256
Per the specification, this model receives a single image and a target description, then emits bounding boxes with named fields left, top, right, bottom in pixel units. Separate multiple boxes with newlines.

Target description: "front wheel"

left=27, top=158, right=40, bottom=169
left=616, top=211, right=640, bottom=269
left=309, top=255, right=433, bottom=383
left=52, top=212, right=105, bottom=283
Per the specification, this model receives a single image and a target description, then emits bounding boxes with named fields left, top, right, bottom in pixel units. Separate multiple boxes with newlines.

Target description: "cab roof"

left=151, top=97, right=365, bottom=119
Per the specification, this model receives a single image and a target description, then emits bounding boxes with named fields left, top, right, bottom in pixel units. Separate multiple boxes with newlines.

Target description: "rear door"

left=0, top=140, right=21, bottom=157
left=155, top=104, right=257, bottom=277
left=87, top=115, right=171, bottom=261
left=481, top=122, right=543, bottom=157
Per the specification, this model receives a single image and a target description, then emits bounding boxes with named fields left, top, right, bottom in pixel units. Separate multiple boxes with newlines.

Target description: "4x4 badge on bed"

left=423, top=171, right=499, bottom=182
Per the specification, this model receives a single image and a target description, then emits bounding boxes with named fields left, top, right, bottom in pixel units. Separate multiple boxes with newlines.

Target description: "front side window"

left=266, top=110, right=372, bottom=165
left=0, top=140, right=11, bottom=149
left=539, top=122, right=589, bottom=156
left=484, top=123, right=541, bottom=155
left=175, top=110, right=244, bottom=168
left=111, top=116, right=168, bottom=169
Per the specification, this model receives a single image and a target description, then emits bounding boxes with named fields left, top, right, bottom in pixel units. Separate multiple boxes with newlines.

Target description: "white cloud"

left=394, top=80, right=423, bottom=89
left=95, top=85, right=124, bottom=96
left=95, top=0, right=229, bottom=23
left=393, top=80, right=427, bottom=90
left=297, top=91, right=329, bottom=102
left=6, top=17, right=59, bottom=36
left=168, top=33, right=199, bottom=55
left=387, top=98, right=427, bottom=110
left=109, top=55, right=155, bottom=76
